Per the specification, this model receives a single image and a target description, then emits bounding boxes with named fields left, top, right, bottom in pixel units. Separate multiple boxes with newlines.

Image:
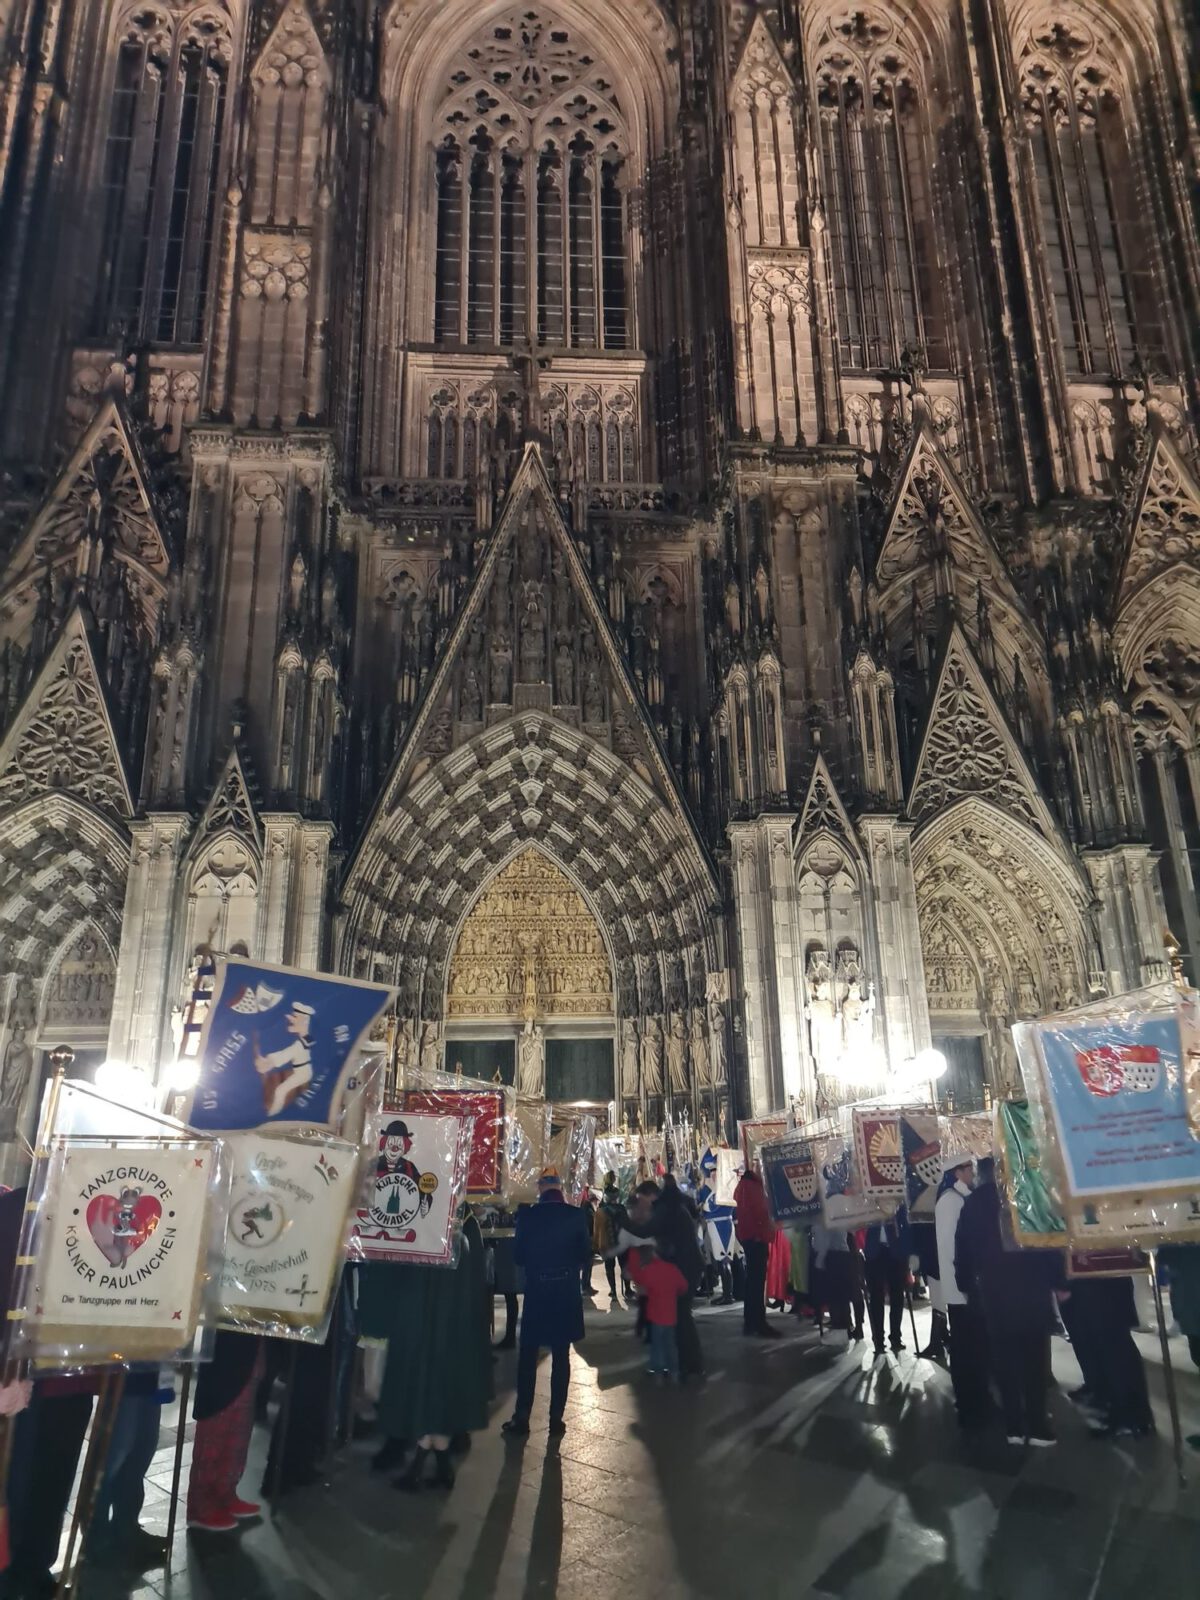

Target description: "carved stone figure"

left=620, top=1017, right=640, bottom=1097
left=805, top=949, right=841, bottom=1078
left=489, top=627, right=512, bottom=701
left=639, top=1014, right=664, bottom=1095
left=0, top=1023, right=34, bottom=1115
left=689, top=1007, right=711, bottom=1088
left=418, top=1020, right=441, bottom=1076
left=517, top=1019, right=545, bottom=1097
left=665, top=1009, right=688, bottom=1094
left=554, top=635, right=574, bottom=703
left=706, top=999, right=727, bottom=1087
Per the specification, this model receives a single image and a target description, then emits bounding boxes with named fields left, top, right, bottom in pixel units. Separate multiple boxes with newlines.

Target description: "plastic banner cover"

left=350, top=1109, right=473, bottom=1267
left=811, top=1129, right=887, bottom=1232
left=401, top=1068, right=514, bottom=1203
left=759, top=1133, right=822, bottom=1226
left=851, top=1107, right=906, bottom=1206
left=900, top=1108, right=941, bottom=1217
left=217, top=1129, right=363, bottom=1341
left=1013, top=983, right=1200, bottom=1243
left=16, top=1136, right=228, bottom=1370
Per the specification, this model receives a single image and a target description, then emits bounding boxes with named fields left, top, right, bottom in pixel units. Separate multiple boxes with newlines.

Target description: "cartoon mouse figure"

left=111, top=1188, right=143, bottom=1266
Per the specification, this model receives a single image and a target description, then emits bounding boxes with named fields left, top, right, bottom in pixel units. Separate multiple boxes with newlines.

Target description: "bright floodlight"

left=913, top=1047, right=948, bottom=1081
left=94, top=1059, right=155, bottom=1107
left=165, top=1058, right=201, bottom=1092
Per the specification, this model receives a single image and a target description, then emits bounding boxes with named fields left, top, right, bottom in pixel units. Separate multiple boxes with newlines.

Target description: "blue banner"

left=189, top=959, right=394, bottom=1133
left=1036, top=1008, right=1200, bottom=1197
left=760, top=1134, right=822, bottom=1225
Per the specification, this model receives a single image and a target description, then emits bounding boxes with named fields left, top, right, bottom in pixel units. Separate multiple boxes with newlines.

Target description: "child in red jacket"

left=627, top=1246, right=687, bottom=1381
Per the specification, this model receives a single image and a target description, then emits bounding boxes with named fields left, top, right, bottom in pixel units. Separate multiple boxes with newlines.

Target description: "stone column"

left=294, top=822, right=334, bottom=969
left=1083, top=845, right=1169, bottom=992
left=759, top=813, right=810, bottom=1114
left=106, top=815, right=191, bottom=1080
left=729, top=821, right=778, bottom=1115
left=257, top=815, right=300, bottom=966
left=860, top=815, right=931, bottom=1071
left=1152, top=742, right=1200, bottom=982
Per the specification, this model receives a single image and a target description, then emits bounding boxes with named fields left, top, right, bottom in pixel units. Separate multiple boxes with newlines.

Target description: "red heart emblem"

left=86, top=1190, right=162, bottom=1267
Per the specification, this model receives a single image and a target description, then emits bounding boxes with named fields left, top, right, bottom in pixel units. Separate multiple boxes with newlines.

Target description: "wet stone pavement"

left=68, top=1294, right=1200, bottom=1600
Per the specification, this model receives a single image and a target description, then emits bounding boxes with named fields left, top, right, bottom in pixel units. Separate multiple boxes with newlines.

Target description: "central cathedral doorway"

left=442, top=848, right=616, bottom=1109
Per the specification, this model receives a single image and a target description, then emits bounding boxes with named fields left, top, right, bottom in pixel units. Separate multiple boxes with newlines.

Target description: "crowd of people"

left=3, top=1152, right=1200, bottom=1598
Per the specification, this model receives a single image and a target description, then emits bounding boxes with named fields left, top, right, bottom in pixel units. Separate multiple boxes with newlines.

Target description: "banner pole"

left=164, top=1362, right=193, bottom=1570
left=58, top=1365, right=126, bottom=1598
left=1148, top=1248, right=1186, bottom=1486
left=906, top=1287, right=920, bottom=1358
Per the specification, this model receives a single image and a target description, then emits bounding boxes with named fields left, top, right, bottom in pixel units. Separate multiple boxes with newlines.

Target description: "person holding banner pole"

left=936, top=1152, right=989, bottom=1430
left=186, top=1332, right=263, bottom=1533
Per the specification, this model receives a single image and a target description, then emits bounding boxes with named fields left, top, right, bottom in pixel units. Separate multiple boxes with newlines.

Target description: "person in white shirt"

left=254, top=1002, right=315, bottom=1115
left=934, top=1151, right=989, bottom=1428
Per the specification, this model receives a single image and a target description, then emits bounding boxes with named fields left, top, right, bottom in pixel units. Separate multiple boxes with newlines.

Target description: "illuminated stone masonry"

left=0, top=0, right=1196, bottom=1162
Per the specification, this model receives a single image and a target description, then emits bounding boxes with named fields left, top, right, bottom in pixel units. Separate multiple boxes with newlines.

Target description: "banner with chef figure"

left=350, top=1110, right=473, bottom=1266
left=188, top=958, right=395, bottom=1134
left=760, top=1133, right=823, bottom=1225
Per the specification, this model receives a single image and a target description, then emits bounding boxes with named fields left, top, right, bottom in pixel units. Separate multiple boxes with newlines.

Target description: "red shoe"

left=226, top=1497, right=262, bottom=1519
left=187, top=1508, right=238, bottom=1533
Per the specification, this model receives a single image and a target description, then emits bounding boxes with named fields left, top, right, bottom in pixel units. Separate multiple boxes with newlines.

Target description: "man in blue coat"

left=501, top=1168, right=593, bottom=1439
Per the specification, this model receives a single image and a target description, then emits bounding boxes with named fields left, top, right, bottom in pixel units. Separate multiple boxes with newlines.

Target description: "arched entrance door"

left=443, top=847, right=616, bottom=1111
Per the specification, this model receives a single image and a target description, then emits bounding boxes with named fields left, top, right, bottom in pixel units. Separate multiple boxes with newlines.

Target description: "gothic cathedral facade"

left=0, top=0, right=1198, bottom=1155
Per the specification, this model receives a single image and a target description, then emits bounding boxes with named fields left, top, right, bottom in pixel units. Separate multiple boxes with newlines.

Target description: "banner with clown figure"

left=351, top=1110, right=473, bottom=1266
left=759, top=1133, right=823, bottom=1225
left=189, top=958, right=395, bottom=1134
left=1015, top=983, right=1200, bottom=1201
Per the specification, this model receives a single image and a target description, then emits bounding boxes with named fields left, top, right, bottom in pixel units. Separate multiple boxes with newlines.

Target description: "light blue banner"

left=1037, top=1009, right=1200, bottom=1197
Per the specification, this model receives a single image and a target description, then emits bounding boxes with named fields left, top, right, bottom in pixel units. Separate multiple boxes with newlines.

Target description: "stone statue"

left=620, top=1017, right=640, bottom=1097
left=489, top=627, right=512, bottom=701
left=665, top=1009, right=689, bottom=1094
left=460, top=661, right=483, bottom=721
left=689, top=1007, right=711, bottom=1088
left=640, top=1014, right=664, bottom=1095
left=724, top=579, right=741, bottom=638
left=805, top=950, right=841, bottom=1079
left=1, top=1022, right=34, bottom=1115
left=517, top=1019, right=545, bottom=1097
left=706, top=998, right=727, bottom=1086
left=840, top=972, right=875, bottom=1058
left=518, top=581, right=547, bottom=681
left=418, top=1020, right=441, bottom=1076
left=554, top=635, right=574, bottom=703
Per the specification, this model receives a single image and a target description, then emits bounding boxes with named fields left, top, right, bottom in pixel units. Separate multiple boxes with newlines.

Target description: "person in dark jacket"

left=2, top=1184, right=98, bottom=1600
left=863, top=1208, right=911, bottom=1355
left=955, top=1170, right=1061, bottom=1447
left=1059, top=1275, right=1152, bottom=1438
left=595, top=1176, right=630, bottom=1300
left=501, top=1169, right=592, bottom=1440
left=652, top=1175, right=706, bottom=1379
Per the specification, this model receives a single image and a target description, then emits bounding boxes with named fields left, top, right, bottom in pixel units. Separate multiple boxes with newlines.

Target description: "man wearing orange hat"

left=501, top=1168, right=593, bottom=1440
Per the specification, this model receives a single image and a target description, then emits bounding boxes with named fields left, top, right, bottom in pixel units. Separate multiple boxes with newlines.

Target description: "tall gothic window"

left=431, top=12, right=632, bottom=351
left=94, top=11, right=231, bottom=346
left=817, top=60, right=947, bottom=372
left=1020, top=31, right=1162, bottom=379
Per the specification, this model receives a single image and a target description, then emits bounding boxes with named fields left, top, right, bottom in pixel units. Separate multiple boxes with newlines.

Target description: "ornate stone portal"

left=446, top=848, right=614, bottom=1021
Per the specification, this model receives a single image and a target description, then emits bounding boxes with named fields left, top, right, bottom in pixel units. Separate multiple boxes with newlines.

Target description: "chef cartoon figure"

left=254, top=1001, right=315, bottom=1115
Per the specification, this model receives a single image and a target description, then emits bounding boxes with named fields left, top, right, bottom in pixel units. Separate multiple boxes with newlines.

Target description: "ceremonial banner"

left=812, top=1131, right=886, bottom=1231
left=715, top=1145, right=742, bottom=1206
left=739, top=1117, right=787, bottom=1172
left=852, top=1108, right=905, bottom=1204
left=901, top=1108, right=942, bottom=1217
left=218, top=1132, right=360, bottom=1338
left=760, top=1134, right=822, bottom=1225
left=1018, top=989, right=1200, bottom=1199
left=351, top=1111, right=472, bottom=1266
left=402, top=1082, right=508, bottom=1197
left=189, top=958, right=395, bottom=1134
left=21, top=1138, right=218, bottom=1363
left=995, top=1099, right=1065, bottom=1247
left=510, top=1098, right=552, bottom=1207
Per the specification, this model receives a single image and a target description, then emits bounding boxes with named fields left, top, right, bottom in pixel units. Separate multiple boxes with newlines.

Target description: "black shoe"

left=494, top=1335, right=517, bottom=1351
left=501, top=1417, right=530, bottom=1439
left=117, top=1529, right=169, bottom=1569
left=874, top=1343, right=886, bottom=1356
left=1090, top=1421, right=1154, bottom=1440
left=548, top=1417, right=567, bottom=1436
left=449, top=1432, right=472, bottom=1456
left=431, top=1449, right=456, bottom=1489
left=716, top=1295, right=734, bottom=1306
left=583, top=1285, right=597, bottom=1296
left=372, top=1436, right=410, bottom=1473
left=890, top=1339, right=905, bottom=1352
left=395, top=1445, right=429, bottom=1491
left=757, top=1326, right=781, bottom=1339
